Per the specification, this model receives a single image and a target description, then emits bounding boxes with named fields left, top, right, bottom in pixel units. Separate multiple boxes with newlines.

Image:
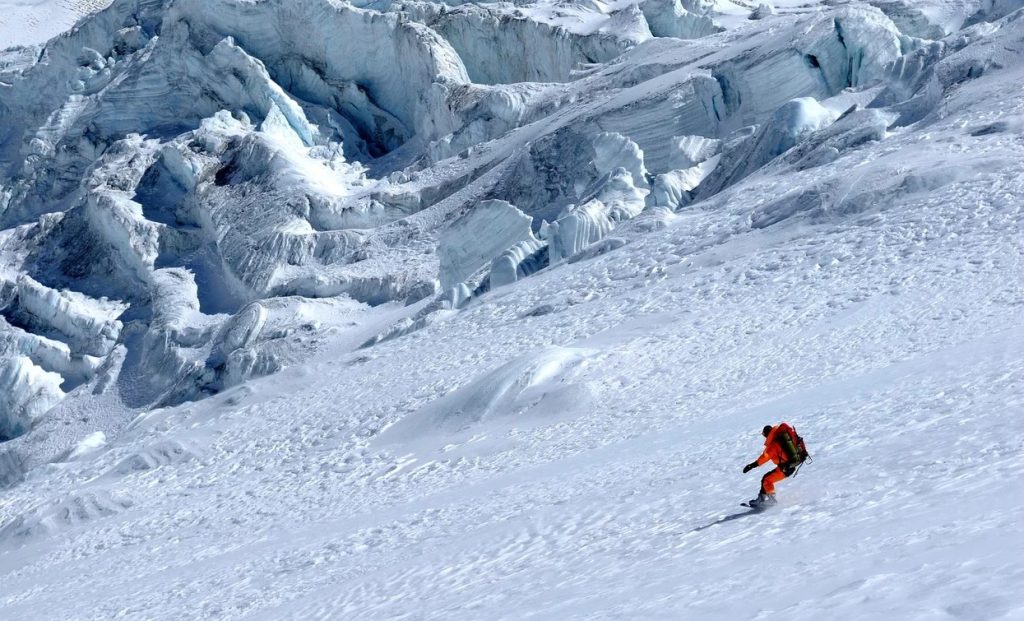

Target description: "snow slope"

left=1, top=0, right=1023, bottom=618
left=0, top=0, right=115, bottom=48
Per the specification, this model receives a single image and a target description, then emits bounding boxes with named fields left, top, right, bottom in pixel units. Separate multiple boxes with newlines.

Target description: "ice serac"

left=671, top=135, right=720, bottom=170
left=490, top=238, right=546, bottom=289
left=3, top=276, right=124, bottom=359
left=775, top=106, right=890, bottom=172
left=427, top=81, right=552, bottom=162
left=646, top=155, right=719, bottom=209
left=165, top=0, right=469, bottom=137
left=695, top=97, right=836, bottom=200
left=749, top=3, right=775, bottom=21
left=0, top=275, right=127, bottom=436
left=546, top=200, right=616, bottom=263
left=589, top=6, right=900, bottom=176
left=641, top=0, right=723, bottom=39
left=593, top=132, right=650, bottom=189
left=202, top=296, right=361, bottom=393
left=407, top=2, right=650, bottom=84
left=540, top=132, right=651, bottom=262
left=439, top=200, right=534, bottom=291
left=0, top=357, right=64, bottom=440
left=797, top=6, right=903, bottom=93
left=868, top=0, right=1024, bottom=37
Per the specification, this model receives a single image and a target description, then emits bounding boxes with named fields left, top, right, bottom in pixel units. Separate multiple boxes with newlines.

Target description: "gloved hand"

left=742, top=462, right=758, bottom=474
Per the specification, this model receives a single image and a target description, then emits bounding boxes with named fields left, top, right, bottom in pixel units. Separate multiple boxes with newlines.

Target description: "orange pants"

left=760, top=466, right=788, bottom=495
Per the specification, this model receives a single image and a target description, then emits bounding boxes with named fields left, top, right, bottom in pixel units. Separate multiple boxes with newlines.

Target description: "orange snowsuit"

left=755, top=424, right=799, bottom=495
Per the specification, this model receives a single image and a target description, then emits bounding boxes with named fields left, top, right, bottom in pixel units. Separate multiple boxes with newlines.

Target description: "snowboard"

left=739, top=501, right=774, bottom=511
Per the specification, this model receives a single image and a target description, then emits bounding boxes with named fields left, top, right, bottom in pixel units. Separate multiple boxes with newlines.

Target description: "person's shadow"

left=691, top=507, right=764, bottom=532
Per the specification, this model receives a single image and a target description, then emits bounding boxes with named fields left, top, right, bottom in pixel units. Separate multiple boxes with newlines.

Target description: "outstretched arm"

left=743, top=449, right=771, bottom=473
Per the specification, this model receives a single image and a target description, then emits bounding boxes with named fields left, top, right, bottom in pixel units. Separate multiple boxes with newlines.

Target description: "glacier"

left=0, top=0, right=1023, bottom=617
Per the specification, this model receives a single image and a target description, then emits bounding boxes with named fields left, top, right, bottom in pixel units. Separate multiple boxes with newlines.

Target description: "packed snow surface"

left=1, top=0, right=1024, bottom=618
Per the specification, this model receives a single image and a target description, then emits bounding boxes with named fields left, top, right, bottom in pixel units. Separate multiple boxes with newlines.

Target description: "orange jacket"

left=756, top=423, right=796, bottom=466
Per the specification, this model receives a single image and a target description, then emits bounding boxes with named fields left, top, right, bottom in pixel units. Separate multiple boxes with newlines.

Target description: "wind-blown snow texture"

left=1, top=0, right=1023, bottom=618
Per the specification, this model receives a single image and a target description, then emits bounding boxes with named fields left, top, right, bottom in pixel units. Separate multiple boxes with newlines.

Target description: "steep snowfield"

left=1, top=0, right=1024, bottom=617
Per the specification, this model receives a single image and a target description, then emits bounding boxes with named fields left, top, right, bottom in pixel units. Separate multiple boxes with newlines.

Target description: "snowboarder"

left=741, top=423, right=808, bottom=508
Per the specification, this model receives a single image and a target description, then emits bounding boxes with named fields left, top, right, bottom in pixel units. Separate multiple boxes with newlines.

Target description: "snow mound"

left=0, top=489, right=132, bottom=543
left=375, top=346, right=596, bottom=446
left=109, top=439, right=200, bottom=476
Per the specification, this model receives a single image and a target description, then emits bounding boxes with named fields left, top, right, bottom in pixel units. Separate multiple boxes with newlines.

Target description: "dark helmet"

left=762, top=425, right=773, bottom=437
